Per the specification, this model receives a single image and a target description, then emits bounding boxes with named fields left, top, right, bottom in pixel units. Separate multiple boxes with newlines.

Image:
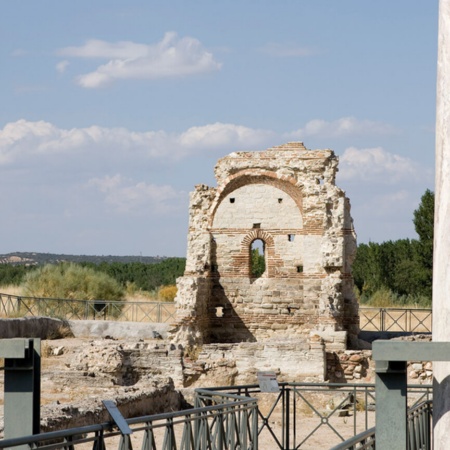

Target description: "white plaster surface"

left=433, top=1, right=450, bottom=448
left=213, top=184, right=302, bottom=229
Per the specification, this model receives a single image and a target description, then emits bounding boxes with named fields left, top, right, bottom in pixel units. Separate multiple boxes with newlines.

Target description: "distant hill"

left=0, top=252, right=167, bottom=266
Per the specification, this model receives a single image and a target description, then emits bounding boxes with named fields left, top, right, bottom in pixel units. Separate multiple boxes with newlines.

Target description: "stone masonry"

left=171, top=142, right=359, bottom=349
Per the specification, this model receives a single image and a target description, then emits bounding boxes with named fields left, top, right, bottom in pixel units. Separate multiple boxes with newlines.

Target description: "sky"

left=0, top=1, right=438, bottom=257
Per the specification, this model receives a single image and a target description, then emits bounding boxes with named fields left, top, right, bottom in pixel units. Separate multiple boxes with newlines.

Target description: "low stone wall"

left=408, top=361, right=433, bottom=383
left=0, top=317, right=70, bottom=339
left=40, top=379, right=182, bottom=433
left=326, top=350, right=373, bottom=382
left=184, top=339, right=326, bottom=387
left=326, top=348, right=433, bottom=384
left=67, top=339, right=185, bottom=387
left=68, top=320, right=169, bottom=340
left=0, top=317, right=170, bottom=340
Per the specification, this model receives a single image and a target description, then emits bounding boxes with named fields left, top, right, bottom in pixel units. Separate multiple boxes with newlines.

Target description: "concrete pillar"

left=433, top=1, right=450, bottom=448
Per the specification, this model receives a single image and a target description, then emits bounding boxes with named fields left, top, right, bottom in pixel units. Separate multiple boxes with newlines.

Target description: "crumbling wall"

left=171, top=142, right=359, bottom=348
left=183, top=337, right=326, bottom=387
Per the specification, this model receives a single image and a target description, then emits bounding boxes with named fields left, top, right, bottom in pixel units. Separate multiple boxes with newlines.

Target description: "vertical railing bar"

left=285, top=386, right=290, bottom=450
left=293, top=384, right=296, bottom=449
left=351, top=385, right=356, bottom=437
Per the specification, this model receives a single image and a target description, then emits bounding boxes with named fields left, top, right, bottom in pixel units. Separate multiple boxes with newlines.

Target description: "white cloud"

left=59, top=40, right=149, bottom=59
left=0, top=119, right=273, bottom=165
left=177, top=123, right=274, bottom=153
left=87, top=174, right=180, bottom=214
left=287, top=116, right=398, bottom=139
left=373, top=190, right=410, bottom=212
left=260, top=43, right=316, bottom=57
left=338, top=146, right=420, bottom=182
left=58, top=32, right=222, bottom=88
left=56, top=60, right=70, bottom=73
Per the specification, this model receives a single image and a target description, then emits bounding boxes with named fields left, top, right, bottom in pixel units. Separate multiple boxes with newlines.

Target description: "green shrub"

left=360, top=286, right=431, bottom=308
left=21, top=263, right=125, bottom=301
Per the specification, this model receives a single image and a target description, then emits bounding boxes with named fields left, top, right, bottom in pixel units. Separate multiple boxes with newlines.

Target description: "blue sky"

left=0, top=1, right=438, bottom=257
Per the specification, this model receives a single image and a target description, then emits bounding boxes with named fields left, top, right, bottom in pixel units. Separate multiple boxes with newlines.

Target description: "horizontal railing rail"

left=329, top=427, right=376, bottom=450
left=0, top=293, right=176, bottom=323
left=0, top=390, right=258, bottom=450
left=359, top=307, right=432, bottom=333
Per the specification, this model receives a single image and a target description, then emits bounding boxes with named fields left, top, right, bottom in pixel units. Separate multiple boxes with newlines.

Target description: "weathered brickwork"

left=172, top=142, right=359, bottom=347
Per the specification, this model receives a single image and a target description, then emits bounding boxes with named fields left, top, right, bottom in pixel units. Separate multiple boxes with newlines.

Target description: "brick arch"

left=209, top=170, right=303, bottom=228
left=236, top=229, right=279, bottom=277
left=241, top=229, right=275, bottom=247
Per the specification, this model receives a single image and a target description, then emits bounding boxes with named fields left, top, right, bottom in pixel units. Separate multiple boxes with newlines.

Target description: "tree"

left=411, top=189, right=434, bottom=297
left=251, top=248, right=265, bottom=278
left=413, top=189, right=434, bottom=269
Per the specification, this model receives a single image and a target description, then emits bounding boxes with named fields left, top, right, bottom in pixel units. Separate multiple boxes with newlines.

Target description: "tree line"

left=352, top=189, right=434, bottom=307
left=0, top=257, right=186, bottom=293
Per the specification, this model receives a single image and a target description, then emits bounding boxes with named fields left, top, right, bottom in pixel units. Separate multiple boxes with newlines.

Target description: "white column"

left=433, top=1, right=450, bottom=448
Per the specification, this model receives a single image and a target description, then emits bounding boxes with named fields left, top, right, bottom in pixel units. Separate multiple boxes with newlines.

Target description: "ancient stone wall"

left=185, top=338, right=326, bottom=387
left=172, top=142, right=359, bottom=348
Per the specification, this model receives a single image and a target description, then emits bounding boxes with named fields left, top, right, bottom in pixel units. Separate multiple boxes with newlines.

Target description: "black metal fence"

left=330, top=400, right=432, bottom=450
left=0, top=293, right=176, bottom=323
left=0, top=390, right=258, bottom=450
left=0, top=382, right=433, bottom=450
left=197, top=382, right=432, bottom=450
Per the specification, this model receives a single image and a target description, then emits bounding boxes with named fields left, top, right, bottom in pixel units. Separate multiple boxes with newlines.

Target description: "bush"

left=158, top=285, right=178, bottom=302
left=359, top=286, right=431, bottom=308
left=21, top=263, right=125, bottom=301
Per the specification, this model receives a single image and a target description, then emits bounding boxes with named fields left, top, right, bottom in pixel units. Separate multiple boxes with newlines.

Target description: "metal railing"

left=359, top=307, right=432, bottom=333
left=1, top=294, right=433, bottom=331
left=196, top=382, right=432, bottom=450
left=0, top=389, right=258, bottom=450
left=0, top=381, right=433, bottom=450
left=330, top=400, right=432, bottom=450
left=0, top=293, right=176, bottom=323
left=408, top=401, right=432, bottom=450
left=329, top=427, right=375, bottom=450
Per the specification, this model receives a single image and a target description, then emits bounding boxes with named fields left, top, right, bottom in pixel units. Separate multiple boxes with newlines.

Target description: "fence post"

left=375, top=359, right=408, bottom=450
left=1, top=338, right=41, bottom=445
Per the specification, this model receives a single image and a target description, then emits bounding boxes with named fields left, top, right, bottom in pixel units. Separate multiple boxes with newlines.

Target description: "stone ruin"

left=171, top=142, right=359, bottom=354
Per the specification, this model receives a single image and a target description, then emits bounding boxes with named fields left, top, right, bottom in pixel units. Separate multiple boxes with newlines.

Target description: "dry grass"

left=47, top=324, right=74, bottom=340
left=0, top=285, right=23, bottom=296
left=41, top=342, right=53, bottom=358
left=125, top=290, right=158, bottom=302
